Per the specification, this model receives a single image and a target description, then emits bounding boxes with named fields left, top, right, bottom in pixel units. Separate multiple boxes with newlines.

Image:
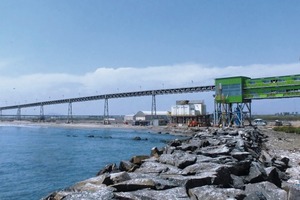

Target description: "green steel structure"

left=214, top=74, right=300, bottom=126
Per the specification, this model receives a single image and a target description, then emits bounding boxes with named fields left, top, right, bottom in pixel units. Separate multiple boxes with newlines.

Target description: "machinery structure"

left=214, top=74, right=300, bottom=127
left=0, top=74, right=299, bottom=126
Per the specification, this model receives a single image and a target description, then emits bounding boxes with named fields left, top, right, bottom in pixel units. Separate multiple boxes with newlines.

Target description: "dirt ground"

left=259, top=124, right=300, bottom=184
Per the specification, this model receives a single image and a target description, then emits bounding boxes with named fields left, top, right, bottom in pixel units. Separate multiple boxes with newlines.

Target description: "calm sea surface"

left=0, top=124, right=178, bottom=200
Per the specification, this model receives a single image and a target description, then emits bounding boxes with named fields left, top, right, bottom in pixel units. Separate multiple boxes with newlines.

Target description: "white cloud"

left=0, top=62, right=299, bottom=114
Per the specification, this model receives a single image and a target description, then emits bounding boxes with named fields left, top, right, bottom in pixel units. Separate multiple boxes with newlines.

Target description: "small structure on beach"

left=170, top=100, right=211, bottom=126
left=133, top=111, right=170, bottom=126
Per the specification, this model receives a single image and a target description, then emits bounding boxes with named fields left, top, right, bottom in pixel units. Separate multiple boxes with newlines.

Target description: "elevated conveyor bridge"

left=1, top=74, right=299, bottom=125
left=0, top=85, right=215, bottom=122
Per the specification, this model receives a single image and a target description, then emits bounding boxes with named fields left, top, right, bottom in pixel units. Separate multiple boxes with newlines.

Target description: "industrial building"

left=214, top=74, right=300, bottom=126
left=170, top=100, right=211, bottom=127
left=133, top=111, right=170, bottom=126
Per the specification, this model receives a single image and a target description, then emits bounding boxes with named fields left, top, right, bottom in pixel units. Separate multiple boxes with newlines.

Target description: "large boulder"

left=245, top=162, right=267, bottom=183
left=188, top=185, right=246, bottom=200
left=130, top=155, right=150, bottom=165
left=135, top=161, right=181, bottom=175
left=245, top=181, right=287, bottom=200
left=62, top=187, right=115, bottom=200
left=159, top=152, right=197, bottom=169
left=114, top=187, right=190, bottom=200
left=119, top=160, right=138, bottom=172
left=265, top=167, right=281, bottom=188
left=196, top=144, right=232, bottom=157
left=70, top=174, right=111, bottom=191
left=110, top=178, right=156, bottom=192
left=96, top=163, right=119, bottom=176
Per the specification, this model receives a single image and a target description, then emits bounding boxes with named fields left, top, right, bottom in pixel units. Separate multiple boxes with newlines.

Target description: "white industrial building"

left=170, top=100, right=210, bottom=126
left=171, top=100, right=206, bottom=116
left=123, top=114, right=135, bottom=124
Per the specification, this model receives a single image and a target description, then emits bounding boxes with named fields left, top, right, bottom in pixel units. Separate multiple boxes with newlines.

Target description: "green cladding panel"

left=244, top=74, right=300, bottom=99
left=215, top=76, right=250, bottom=103
left=215, top=74, right=300, bottom=102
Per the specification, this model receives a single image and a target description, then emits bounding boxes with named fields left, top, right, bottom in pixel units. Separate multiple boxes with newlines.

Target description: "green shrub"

left=273, top=126, right=300, bottom=134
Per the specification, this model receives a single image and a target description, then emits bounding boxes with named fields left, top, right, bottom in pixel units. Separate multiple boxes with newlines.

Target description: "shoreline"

left=0, top=120, right=192, bottom=137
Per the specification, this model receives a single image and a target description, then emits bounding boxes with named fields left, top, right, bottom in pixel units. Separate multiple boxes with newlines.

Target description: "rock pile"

left=43, top=127, right=299, bottom=200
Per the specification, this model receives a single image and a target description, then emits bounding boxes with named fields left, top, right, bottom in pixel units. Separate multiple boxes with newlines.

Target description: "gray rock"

left=134, top=161, right=179, bottom=175
left=168, top=139, right=182, bottom=147
left=245, top=181, right=287, bottom=200
left=228, top=160, right=251, bottom=176
left=96, top=163, right=119, bottom=176
left=265, top=167, right=281, bottom=188
left=109, top=172, right=131, bottom=184
left=63, top=187, right=115, bottom=200
left=273, top=160, right=289, bottom=172
left=181, top=162, right=227, bottom=175
left=245, top=162, right=267, bottom=183
left=231, top=174, right=245, bottom=190
left=70, top=174, right=111, bottom=191
left=229, top=130, right=239, bottom=136
left=133, top=136, right=141, bottom=140
left=188, top=185, right=246, bottom=200
left=235, top=138, right=246, bottom=151
left=150, top=147, right=163, bottom=158
left=282, top=181, right=300, bottom=200
left=184, top=172, right=218, bottom=189
left=244, top=191, right=268, bottom=200
left=231, top=151, right=252, bottom=161
left=114, top=187, right=190, bottom=200
left=130, top=155, right=150, bottom=165
left=159, top=152, right=197, bottom=169
left=119, top=160, right=138, bottom=172
left=197, top=144, right=232, bottom=157
left=163, top=146, right=176, bottom=154
left=111, top=178, right=156, bottom=192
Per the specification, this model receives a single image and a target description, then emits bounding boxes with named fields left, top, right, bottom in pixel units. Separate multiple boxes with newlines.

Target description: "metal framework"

left=0, top=85, right=214, bottom=123
left=40, top=104, right=44, bottom=121
left=67, top=101, right=73, bottom=123
left=0, top=85, right=215, bottom=111
left=103, top=97, right=109, bottom=124
left=214, top=74, right=300, bottom=126
left=214, top=102, right=251, bottom=127
left=151, top=93, right=157, bottom=124
left=17, top=107, right=21, bottom=120
left=2, top=74, right=299, bottom=126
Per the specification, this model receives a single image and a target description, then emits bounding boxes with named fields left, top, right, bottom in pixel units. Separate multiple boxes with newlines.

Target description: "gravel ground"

left=259, top=125, right=300, bottom=185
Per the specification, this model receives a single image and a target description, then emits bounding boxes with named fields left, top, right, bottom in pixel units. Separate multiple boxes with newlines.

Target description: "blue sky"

left=0, top=1, right=300, bottom=115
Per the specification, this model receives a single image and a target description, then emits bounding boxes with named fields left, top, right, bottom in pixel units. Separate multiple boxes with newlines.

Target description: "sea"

left=0, top=124, right=179, bottom=200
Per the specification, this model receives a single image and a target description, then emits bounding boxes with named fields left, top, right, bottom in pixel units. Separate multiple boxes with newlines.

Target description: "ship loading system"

left=214, top=74, right=300, bottom=127
left=0, top=73, right=299, bottom=127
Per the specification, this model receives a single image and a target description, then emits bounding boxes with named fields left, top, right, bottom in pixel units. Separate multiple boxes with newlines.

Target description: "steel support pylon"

left=17, top=107, right=21, bottom=120
left=104, top=97, right=110, bottom=124
left=40, top=104, right=44, bottom=121
left=68, top=101, right=73, bottom=123
left=151, top=92, right=157, bottom=125
left=214, top=101, right=252, bottom=127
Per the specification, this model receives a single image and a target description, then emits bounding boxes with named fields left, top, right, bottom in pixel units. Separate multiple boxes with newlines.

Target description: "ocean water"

left=0, top=124, right=178, bottom=200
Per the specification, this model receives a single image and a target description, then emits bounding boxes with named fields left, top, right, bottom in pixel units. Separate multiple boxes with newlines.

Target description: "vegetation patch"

left=273, top=126, right=300, bottom=134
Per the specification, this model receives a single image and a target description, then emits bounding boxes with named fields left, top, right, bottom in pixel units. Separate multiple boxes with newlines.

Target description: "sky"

left=0, top=0, right=300, bottom=116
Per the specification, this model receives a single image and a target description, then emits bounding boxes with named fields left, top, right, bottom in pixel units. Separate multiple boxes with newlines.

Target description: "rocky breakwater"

left=44, top=127, right=299, bottom=200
